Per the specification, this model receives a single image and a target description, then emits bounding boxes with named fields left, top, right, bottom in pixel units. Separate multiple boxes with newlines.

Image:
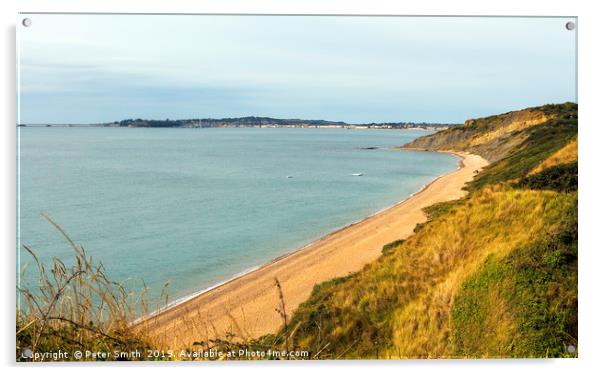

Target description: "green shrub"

left=516, top=162, right=577, bottom=193
left=382, top=239, right=405, bottom=254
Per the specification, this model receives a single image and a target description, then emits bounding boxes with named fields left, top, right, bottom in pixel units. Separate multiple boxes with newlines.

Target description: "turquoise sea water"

left=17, top=127, right=458, bottom=308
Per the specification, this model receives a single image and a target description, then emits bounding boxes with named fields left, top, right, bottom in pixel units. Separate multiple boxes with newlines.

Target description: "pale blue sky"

left=18, top=15, right=576, bottom=124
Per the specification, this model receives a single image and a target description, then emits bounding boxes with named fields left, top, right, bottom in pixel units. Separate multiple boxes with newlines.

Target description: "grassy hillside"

left=261, top=103, right=578, bottom=359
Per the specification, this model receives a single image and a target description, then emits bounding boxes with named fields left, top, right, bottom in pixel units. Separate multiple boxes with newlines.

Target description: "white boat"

left=351, top=173, right=364, bottom=176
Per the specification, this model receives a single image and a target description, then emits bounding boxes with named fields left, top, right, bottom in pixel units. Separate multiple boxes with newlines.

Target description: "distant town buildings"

left=108, top=117, right=456, bottom=130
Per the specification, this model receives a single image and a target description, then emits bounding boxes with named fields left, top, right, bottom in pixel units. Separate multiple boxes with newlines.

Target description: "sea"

left=17, top=127, right=458, bottom=310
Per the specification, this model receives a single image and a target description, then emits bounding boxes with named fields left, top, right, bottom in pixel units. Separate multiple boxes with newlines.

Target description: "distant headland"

left=18, top=116, right=458, bottom=130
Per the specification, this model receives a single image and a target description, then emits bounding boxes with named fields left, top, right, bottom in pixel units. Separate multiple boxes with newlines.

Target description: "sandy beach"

left=136, top=150, right=489, bottom=349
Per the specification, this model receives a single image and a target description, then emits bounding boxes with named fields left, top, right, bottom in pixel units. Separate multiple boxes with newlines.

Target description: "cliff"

left=404, top=103, right=577, bottom=163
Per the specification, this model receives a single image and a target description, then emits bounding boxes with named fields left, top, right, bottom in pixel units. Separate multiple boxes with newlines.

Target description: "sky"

left=18, top=14, right=577, bottom=124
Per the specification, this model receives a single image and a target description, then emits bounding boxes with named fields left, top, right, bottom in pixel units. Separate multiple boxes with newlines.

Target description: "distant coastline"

left=18, top=116, right=458, bottom=131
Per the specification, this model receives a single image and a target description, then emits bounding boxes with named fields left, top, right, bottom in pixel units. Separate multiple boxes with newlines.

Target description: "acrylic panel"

left=16, top=14, right=577, bottom=361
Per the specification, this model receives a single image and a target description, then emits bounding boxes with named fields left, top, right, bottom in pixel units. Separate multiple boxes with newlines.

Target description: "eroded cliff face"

left=404, top=108, right=554, bottom=162
left=466, top=110, right=551, bottom=147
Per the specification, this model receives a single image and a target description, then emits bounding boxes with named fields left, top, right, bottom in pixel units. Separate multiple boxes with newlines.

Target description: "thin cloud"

left=18, top=15, right=576, bottom=123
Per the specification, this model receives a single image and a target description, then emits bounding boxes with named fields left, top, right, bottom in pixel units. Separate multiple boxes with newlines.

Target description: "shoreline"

left=134, top=151, right=463, bottom=324
left=135, top=149, right=489, bottom=348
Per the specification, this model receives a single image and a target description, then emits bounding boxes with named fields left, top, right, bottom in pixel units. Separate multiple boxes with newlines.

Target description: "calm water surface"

left=17, top=127, right=458, bottom=308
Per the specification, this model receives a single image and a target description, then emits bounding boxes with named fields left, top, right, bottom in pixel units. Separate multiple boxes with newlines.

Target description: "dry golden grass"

left=387, top=187, right=572, bottom=357
left=286, top=185, right=575, bottom=358
left=17, top=215, right=157, bottom=361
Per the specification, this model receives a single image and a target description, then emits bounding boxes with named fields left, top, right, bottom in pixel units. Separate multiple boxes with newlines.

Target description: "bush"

left=516, top=162, right=577, bottom=193
left=382, top=239, right=405, bottom=254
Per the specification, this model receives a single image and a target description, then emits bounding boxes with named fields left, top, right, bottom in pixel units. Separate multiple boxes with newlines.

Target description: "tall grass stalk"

left=16, top=215, right=154, bottom=361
